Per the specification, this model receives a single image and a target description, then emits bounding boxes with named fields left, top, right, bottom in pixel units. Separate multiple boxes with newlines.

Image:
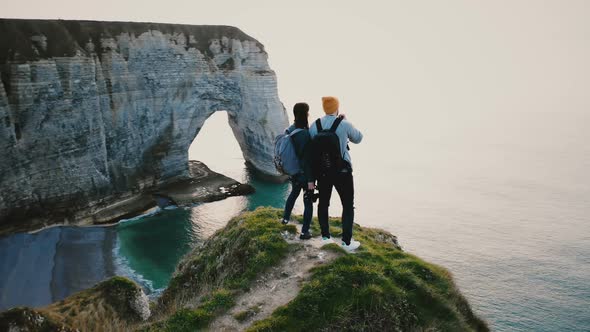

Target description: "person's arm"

left=346, top=121, right=363, bottom=144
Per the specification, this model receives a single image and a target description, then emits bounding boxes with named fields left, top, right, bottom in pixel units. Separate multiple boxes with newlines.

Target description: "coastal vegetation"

left=0, top=207, right=488, bottom=331
left=0, top=276, right=149, bottom=331
left=250, top=211, right=488, bottom=331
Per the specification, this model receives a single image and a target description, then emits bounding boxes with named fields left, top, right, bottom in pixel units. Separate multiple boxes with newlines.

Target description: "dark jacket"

left=286, top=124, right=313, bottom=183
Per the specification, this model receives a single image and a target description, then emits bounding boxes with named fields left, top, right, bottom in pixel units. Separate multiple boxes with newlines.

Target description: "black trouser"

left=283, top=173, right=314, bottom=234
left=317, top=170, right=354, bottom=245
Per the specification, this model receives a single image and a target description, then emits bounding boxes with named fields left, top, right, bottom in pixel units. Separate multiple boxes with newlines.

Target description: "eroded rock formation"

left=0, top=19, right=288, bottom=233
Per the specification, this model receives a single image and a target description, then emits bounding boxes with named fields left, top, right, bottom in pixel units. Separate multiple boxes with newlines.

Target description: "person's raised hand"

left=307, top=182, right=316, bottom=190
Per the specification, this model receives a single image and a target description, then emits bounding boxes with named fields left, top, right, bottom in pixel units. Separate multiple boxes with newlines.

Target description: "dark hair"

left=293, top=102, right=309, bottom=129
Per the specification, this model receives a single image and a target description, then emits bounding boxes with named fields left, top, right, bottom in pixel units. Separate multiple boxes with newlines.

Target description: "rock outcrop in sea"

left=0, top=19, right=288, bottom=233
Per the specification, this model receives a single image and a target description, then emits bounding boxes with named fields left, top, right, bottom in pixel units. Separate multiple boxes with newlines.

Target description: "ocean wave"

left=116, top=208, right=162, bottom=227
left=112, top=236, right=165, bottom=298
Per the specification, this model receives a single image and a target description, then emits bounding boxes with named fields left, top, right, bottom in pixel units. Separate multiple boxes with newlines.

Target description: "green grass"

left=234, top=305, right=262, bottom=322
left=144, top=289, right=235, bottom=331
left=145, top=207, right=295, bottom=331
left=150, top=208, right=487, bottom=331
left=248, top=214, right=489, bottom=332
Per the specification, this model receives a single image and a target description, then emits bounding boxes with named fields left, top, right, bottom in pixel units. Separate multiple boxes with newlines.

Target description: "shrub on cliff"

left=0, top=276, right=150, bottom=332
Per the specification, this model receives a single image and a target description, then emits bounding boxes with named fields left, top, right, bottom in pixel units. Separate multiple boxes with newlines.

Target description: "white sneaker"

left=341, top=239, right=361, bottom=252
left=321, top=236, right=335, bottom=245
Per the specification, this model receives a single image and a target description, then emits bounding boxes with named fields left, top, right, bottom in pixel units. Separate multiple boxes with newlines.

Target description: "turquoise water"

left=114, top=173, right=289, bottom=293
left=1, top=111, right=589, bottom=331
left=116, top=208, right=196, bottom=290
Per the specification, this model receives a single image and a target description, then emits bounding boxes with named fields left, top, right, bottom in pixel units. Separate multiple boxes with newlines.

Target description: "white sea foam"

left=112, top=236, right=165, bottom=298
left=117, top=207, right=161, bottom=225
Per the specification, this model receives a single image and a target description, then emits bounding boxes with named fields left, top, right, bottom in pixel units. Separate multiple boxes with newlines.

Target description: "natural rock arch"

left=0, top=19, right=289, bottom=232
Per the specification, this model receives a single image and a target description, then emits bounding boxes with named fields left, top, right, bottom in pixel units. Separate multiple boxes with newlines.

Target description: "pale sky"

left=2, top=0, right=589, bottom=128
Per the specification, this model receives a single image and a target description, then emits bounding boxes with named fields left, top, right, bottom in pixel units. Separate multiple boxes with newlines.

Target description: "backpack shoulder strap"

left=329, top=115, right=345, bottom=132
left=315, top=119, right=323, bottom=131
left=289, top=128, right=303, bottom=136
left=289, top=129, right=304, bottom=160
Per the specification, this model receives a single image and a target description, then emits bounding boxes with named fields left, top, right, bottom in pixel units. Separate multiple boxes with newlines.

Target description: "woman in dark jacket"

left=281, top=102, right=315, bottom=240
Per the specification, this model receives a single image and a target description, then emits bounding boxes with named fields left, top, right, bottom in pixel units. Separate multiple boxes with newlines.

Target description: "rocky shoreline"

left=0, top=160, right=254, bottom=237
left=88, top=160, right=255, bottom=228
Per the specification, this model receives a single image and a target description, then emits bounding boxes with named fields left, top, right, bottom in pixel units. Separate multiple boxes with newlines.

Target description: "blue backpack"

left=274, top=128, right=303, bottom=176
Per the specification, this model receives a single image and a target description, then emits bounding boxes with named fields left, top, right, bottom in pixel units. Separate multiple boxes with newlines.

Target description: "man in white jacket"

left=309, top=96, right=363, bottom=251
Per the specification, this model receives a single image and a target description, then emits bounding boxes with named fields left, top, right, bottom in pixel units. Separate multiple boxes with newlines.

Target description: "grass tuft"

left=233, top=305, right=262, bottom=322
left=321, top=242, right=347, bottom=254
left=143, top=289, right=236, bottom=331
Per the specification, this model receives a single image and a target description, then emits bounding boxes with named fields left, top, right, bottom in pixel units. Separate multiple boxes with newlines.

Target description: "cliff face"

left=0, top=19, right=288, bottom=231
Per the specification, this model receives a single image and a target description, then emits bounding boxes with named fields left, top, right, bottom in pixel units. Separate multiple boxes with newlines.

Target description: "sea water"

left=1, top=111, right=589, bottom=331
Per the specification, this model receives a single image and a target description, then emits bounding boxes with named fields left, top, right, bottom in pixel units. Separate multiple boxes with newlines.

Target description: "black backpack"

left=312, top=116, right=345, bottom=176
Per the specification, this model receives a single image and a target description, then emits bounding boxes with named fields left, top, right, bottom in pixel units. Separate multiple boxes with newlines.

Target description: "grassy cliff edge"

left=0, top=276, right=150, bottom=331
left=0, top=207, right=488, bottom=331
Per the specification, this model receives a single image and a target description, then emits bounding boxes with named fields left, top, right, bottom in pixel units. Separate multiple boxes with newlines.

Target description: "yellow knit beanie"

left=322, top=96, right=339, bottom=115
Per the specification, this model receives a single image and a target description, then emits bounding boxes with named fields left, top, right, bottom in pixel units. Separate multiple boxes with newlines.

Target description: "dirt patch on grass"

left=208, top=227, right=341, bottom=331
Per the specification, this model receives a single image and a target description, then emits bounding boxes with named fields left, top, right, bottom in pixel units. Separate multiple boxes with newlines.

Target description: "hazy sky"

left=2, top=0, right=589, bottom=126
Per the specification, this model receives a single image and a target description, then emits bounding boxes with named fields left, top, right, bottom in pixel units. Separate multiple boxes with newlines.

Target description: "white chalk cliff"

left=0, top=19, right=289, bottom=232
